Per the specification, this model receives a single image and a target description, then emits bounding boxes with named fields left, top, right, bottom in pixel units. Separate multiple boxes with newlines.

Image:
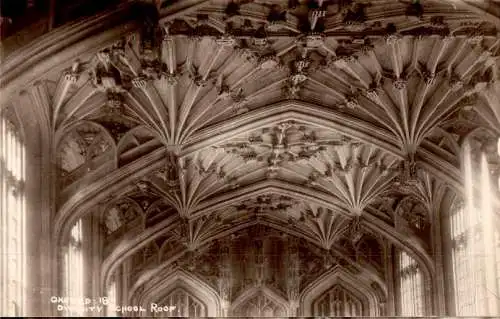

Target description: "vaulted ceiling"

left=2, top=0, right=500, bottom=313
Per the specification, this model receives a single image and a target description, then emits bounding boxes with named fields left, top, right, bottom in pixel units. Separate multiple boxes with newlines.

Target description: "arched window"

left=450, top=139, right=500, bottom=315
left=0, top=114, right=26, bottom=316
left=398, top=251, right=423, bottom=316
left=157, top=288, right=206, bottom=317
left=63, top=219, right=85, bottom=316
left=449, top=199, right=485, bottom=315
left=313, top=284, right=363, bottom=316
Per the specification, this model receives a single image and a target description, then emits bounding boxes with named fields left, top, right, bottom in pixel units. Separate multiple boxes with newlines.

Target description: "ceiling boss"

left=1, top=0, right=500, bottom=317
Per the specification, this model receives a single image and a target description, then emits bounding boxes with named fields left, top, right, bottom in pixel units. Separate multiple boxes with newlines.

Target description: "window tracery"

left=232, top=291, right=286, bottom=317
left=156, top=288, right=206, bottom=317
left=398, top=251, right=423, bottom=316
left=448, top=137, right=500, bottom=316
left=0, top=114, right=26, bottom=316
left=63, top=219, right=85, bottom=316
left=313, top=284, right=363, bottom=316
left=449, top=199, right=483, bottom=315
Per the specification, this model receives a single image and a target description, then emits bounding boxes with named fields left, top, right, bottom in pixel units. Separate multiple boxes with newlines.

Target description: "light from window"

left=106, top=279, right=117, bottom=317
left=495, top=230, right=500, bottom=301
left=64, top=219, right=85, bottom=316
left=398, top=251, right=423, bottom=316
left=450, top=200, right=485, bottom=315
left=497, top=137, right=500, bottom=157
left=158, top=288, right=206, bottom=317
left=451, top=142, right=499, bottom=315
left=1, top=115, right=26, bottom=316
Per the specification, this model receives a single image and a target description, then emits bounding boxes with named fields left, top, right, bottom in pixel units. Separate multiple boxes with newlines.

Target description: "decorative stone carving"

left=187, top=65, right=207, bottom=87
left=132, top=76, right=148, bottom=89
left=393, top=158, right=420, bottom=192
left=258, top=53, right=281, bottom=70
left=156, top=152, right=180, bottom=190
left=104, top=198, right=141, bottom=234
left=136, top=180, right=151, bottom=193
left=57, top=123, right=114, bottom=183
left=309, top=8, right=327, bottom=32
left=385, top=33, right=402, bottom=45
left=422, top=71, right=436, bottom=86
left=468, top=35, right=484, bottom=45
left=234, top=195, right=298, bottom=215
left=63, top=61, right=81, bottom=84
left=430, top=16, right=447, bottom=28
left=104, top=91, right=124, bottom=114
left=299, top=241, right=329, bottom=289
left=218, top=122, right=342, bottom=176
left=216, top=35, right=238, bottom=47
left=397, top=197, right=430, bottom=237
left=348, top=216, right=363, bottom=245
left=91, top=44, right=129, bottom=92
left=304, top=34, right=325, bottom=48
left=342, top=3, right=368, bottom=31
left=449, top=74, right=464, bottom=91
left=344, top=89, right=361, bottom=109
left=393, top=79, right=407, bottom=90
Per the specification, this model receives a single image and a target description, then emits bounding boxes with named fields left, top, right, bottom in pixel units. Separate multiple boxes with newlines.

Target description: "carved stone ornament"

left=234, top=194, right=298, bottom=214
left=393, top=158, right=420, bottom=192
left=348, top=216, right=363, bottom=245
left=393, top=79, right=407, bottom=90
left=342, top=3, right=368, bottom=31
left=259, top=54, right=281, bottom=69
left=104, top=92, right=124, bottom=114
left=156, top=152, right=180, bottom=190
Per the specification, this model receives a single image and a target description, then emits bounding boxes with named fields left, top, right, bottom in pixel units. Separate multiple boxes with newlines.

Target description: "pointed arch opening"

left=230, top=286, right=289, bottom=317
left=140, top=270, right=220, bottom=317
left=300, top=266, right=381, bottom=316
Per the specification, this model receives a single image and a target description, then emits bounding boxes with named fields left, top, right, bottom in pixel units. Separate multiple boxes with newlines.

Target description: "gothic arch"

left=300, top=266, right=381, bottom=316
left=230, top=286, right=289, bottom=317
left=139, top=269, right=221, bottom=317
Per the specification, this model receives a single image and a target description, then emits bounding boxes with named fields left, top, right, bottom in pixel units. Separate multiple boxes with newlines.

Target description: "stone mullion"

left=287, top=237, right=300, bottom=316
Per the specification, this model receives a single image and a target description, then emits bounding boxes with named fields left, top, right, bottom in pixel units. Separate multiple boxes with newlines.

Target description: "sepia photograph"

left=1, top=0, right=500, bottom=317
